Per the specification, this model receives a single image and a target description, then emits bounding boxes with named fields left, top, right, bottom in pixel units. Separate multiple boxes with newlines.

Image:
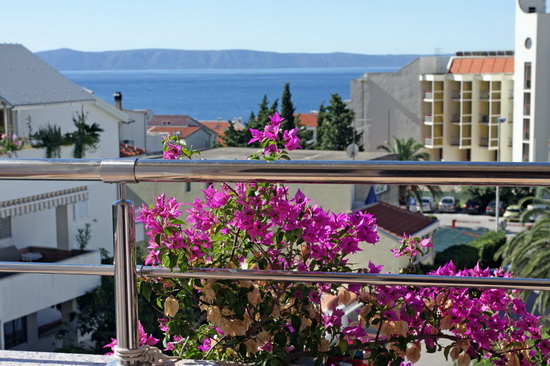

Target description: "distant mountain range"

left=36, top=48, right=430, bottom=71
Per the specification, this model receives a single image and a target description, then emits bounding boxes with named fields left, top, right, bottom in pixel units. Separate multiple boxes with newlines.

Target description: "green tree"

left=32, top=124, right=69, bottom=158
left=315, top=104, right=327, bottom=148
left=316, top=94, right=360, bottom=151
left=280, top=82, right=296, bottom=131
left=221, top=120, right=248, bottom=147
left=66, top=109, right=104, bottom=158
left=378, top=137, right=441, bottom=207
left=496, top=187, right=550, bottom=315
left=463, top=186, right=535, bottom=207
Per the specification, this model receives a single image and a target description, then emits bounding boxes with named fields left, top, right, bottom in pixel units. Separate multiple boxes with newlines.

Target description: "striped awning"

left=0, top=186, right=88, bottom=219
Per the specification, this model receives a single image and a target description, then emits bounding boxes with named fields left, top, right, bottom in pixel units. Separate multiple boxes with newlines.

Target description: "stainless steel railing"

left=1, top=158, right=550, bottom=365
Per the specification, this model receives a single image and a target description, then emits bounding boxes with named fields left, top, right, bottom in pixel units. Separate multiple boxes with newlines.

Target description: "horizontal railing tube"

left=2, top=158, right=550, bottom=186
left=1, top=262, right=550, bottom=292
left=0, top=262, right=114, bottom=276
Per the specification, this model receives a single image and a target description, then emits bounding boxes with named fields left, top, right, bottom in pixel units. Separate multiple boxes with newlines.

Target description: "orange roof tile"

left=148, top=126, right=201, bottom=138
left=200, top=121, right=235, bottom=145
left=449, top=57, right=514, bottom=74
left=119, top=144, right=145, bottom=157
left=296, top=113, right=318, bottom=128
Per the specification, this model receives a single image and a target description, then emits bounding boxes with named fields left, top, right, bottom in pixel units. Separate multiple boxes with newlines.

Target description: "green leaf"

left=140, top=281, right=153, bottom=302
left=274, top=332, right=287, bottom=347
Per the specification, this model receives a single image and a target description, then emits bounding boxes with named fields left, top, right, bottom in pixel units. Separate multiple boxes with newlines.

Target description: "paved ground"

left=433, top=211, right=529, bottom=240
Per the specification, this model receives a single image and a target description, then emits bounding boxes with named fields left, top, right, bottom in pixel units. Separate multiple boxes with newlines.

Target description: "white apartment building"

left=421, top=54, right=514, bottom=162
left=513, top=0, right=550, bottom=162
left=0, top=44, right=133, bottom=351
left=350, top=0, right=550, bottom=163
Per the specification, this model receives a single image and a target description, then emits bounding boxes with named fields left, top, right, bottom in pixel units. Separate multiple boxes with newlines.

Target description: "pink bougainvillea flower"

left=283, top=128, right=301, bottom=150
left=248, top=128, right=264, bottom=144
left=163, top=144, right=182, bottom=160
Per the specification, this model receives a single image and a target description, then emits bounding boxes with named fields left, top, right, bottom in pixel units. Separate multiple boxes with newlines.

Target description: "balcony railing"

left=1, top=158, right=550, bottom=365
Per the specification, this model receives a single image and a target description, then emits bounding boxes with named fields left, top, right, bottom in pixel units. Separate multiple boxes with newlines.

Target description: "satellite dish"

left=346, top=143, right=359, bottom=158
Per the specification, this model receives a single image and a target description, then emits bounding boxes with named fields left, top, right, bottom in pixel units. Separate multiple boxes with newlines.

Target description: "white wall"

left=513, top=0, right=550, bottom=162
left=349, top=57, right=448, bottom=153
left=0, top=251, right=100, bottom=324
left=14, top=101, right=120, bottom=159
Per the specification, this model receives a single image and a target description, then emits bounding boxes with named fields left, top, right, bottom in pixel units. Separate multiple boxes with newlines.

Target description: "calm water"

left=62, top=68, right=396, bottom=121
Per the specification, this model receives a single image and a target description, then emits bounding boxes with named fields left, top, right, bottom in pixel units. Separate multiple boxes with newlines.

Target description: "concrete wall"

left=513, top=0, right=550, bottom=162
left=349, top=57, right=448, bottom=153
left=0, top=251, right=100, bottom=324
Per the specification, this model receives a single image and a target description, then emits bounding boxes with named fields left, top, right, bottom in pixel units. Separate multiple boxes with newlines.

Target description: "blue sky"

left=3, top=1, right=517, bottom=55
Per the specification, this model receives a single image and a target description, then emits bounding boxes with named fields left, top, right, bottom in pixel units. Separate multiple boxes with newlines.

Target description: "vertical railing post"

left=111, top=183, right=140, bottom=365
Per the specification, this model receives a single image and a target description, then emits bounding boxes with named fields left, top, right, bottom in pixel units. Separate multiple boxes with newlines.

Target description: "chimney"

left=114, top=92, right=123, bottom=110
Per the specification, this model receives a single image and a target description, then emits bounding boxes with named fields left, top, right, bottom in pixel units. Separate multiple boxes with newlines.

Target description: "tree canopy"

left=316, top=93, right=360, bottom=151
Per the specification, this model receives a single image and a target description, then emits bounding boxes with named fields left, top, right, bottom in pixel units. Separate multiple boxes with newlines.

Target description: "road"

left=433, top=212, right=529, bottom=239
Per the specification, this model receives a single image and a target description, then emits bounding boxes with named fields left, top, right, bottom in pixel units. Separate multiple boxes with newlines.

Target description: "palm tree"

left=68, top=109, right=103, bottom=158
left=496, top=187, right=550, bottom=315
left=378, top=137, right=441, bottom=208
left=32, top=124, right=67, bottom=158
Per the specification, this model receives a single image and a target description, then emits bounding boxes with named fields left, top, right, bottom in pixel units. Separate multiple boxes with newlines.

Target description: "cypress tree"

left=317, top=93, right=360, bottom=151
left=280, top=82, right=296, bottom=131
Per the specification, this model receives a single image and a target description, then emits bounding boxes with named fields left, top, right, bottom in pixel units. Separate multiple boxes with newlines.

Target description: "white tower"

left=513, top=0, right=550, bottom=162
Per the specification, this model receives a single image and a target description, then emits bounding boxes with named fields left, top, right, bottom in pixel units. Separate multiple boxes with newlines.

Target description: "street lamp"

left=495, top=117, right=506, bottom=231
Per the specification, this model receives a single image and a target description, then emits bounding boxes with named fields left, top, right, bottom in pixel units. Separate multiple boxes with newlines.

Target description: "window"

left=185, top=182, right=191, bottom=192
left=3, top=317, right=27, bottom=349
left=524, top=62, right=532, bottom=89
left=374, top=185, right=388, bottom=194
left=73, top=201, right=89, bottom=221
left=523, top=118, right=530, bottom=141
left=0, top=217, right=11, bottom=240
left=522, top=143, right=530, bottom=162
left=524, top=93, right=531, bottom=116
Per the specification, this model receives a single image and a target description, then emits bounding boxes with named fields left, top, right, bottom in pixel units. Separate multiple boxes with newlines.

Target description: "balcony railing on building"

left=1, top=158, right=550, bottom=365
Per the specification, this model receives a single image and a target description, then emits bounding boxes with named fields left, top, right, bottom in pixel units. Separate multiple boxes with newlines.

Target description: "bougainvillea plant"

left=0, top=133, right=25, bottom=155
left=133, top=113, right=550, bottom=366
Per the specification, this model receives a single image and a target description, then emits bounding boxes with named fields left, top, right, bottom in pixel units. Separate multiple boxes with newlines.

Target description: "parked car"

left=463, top=199, right=485, bottom=214
left=503, top=204, right=522, bottom=222
left=417, top=197, right=435, bottom=213
left=438, top=196, right=459, bottom=213
left=485, top=200, right=505, bottom=216
left=525, top=204, right=547, bottom=222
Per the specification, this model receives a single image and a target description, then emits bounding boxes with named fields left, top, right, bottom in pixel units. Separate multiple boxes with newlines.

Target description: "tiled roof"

left=119, top=144, right=145, bottom=157
left=200, top=120, right=233, bottom=145
left=148, top=125, right=201, bottom=138
left=363, top=201, right=437, bottom=238
left=296, top=113, right=318, bottom=128
left=449, top=57, right=514, bottom=74
left=0, top=44, right=95, bottom=106
left=149, top=115, right=198, bottom=127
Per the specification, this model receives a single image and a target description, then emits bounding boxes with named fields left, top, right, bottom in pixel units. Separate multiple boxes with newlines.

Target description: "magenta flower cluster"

left=134, top=115, right=550, bottom=365
left=249, top=112, right=301, bottom=153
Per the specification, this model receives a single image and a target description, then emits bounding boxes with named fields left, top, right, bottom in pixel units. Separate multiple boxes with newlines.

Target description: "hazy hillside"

left=36, top=48, right=428, bottom=71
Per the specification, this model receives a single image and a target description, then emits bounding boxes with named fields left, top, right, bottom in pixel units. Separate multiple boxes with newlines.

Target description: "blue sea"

left=62, top=68, right=397, bottom=121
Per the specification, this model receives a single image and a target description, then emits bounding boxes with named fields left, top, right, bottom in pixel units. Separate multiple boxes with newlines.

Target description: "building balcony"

left=479, top=115, right=490, bottom=124
left=450, top=114, right=461, bottom=123
left=424, top=137, right=443, bottom=148
left=0, top=247, right=101, bottom=328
